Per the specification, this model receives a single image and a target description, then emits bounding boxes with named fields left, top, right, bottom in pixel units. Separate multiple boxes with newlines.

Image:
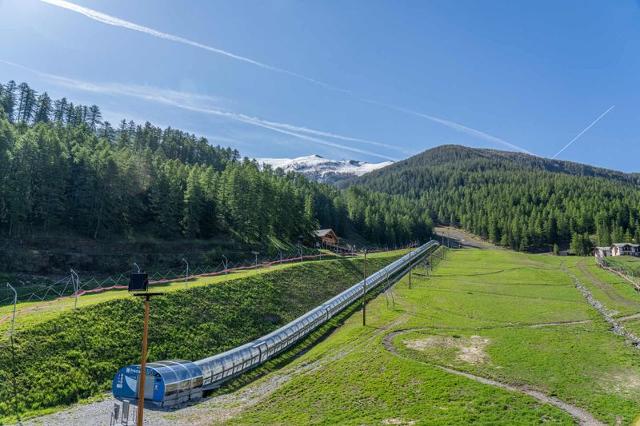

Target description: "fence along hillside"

left=0, top=242, right=420, bottom=306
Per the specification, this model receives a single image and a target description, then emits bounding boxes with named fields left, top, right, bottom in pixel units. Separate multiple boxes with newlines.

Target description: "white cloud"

left=38, top=0, right=532, bottom=154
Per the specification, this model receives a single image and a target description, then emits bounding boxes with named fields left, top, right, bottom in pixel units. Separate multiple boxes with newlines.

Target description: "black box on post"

left=129, top=272, right=149, bottom=292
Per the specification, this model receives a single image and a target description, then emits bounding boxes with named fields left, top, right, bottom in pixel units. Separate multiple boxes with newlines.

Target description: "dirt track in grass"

left=382, top=328, right=605, bottom=426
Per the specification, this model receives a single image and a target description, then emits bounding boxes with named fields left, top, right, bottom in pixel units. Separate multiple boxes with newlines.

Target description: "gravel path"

left=19, top=361, right=325, bottom=426
left=382, top=329, right=604, bottom=426
left=434, top=226, right=494, bottom=250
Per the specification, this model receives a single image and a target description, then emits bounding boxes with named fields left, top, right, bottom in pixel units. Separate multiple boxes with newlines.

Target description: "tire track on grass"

left=382, top=329, right=604, bottom=426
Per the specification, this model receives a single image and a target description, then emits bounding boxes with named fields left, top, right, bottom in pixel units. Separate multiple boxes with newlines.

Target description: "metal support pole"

left=137, top=295, right=150, bottom=426
left=408, top=251, right=413, bottom=289
left=386, top=269, right=390, bottom=291
left=182, top=259, right=189, bottom=288
left=71, top=269, right=80, bottom=309
left=362, top=249, right=367, bottom=326
left=222, top=255, right=228, bottom=274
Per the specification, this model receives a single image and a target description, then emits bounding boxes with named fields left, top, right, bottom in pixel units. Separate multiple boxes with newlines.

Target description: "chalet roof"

left=612, top=243, right=640, bottom=248
left=596, top=247, right=612, bottom=251
left=315, top=229, right=336, bottom=237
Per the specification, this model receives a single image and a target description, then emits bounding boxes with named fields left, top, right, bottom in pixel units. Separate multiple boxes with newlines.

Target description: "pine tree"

left=53, top=97, right=68, bottom=123
left=16, top=82, right=37, bottom=123
left=1, top=81, right=17, bottom=121
left=87, top=105, right=102, bottom=130
left=182, top=167, right=204, bottom=237
left=611, top=225, right=624, bottom=244
left=34, top=93, right=52, bottom=123
left=570, top=232, right=592, bottom=256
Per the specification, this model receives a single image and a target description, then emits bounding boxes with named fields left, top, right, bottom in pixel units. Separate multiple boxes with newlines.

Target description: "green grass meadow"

left=229, top=249, right=640, bottom=425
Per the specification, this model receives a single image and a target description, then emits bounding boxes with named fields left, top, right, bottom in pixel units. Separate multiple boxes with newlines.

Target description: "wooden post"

left=137, top=295, right=150, bottom=426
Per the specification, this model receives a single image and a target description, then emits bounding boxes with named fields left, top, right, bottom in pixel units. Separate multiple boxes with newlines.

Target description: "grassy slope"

left=0, top=251, right=381, bottom=332
left=230, top=249, right=640, bottom=425
left=0, top=251, right=403, bottom=423
left=568, top=257, right=640, bottom=317
left=606, top=256, right=640, bottom=276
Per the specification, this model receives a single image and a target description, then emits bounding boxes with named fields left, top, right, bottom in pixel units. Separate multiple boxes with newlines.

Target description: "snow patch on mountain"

left=257, top=154, right=393, bottom=183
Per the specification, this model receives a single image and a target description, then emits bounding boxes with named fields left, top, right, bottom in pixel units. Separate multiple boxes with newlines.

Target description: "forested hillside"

left=351, top=145, right=640, bottom=253
left=0, top=80, right=432, bottom=248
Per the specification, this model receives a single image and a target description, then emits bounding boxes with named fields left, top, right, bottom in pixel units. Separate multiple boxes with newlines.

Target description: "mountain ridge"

left=359, top=144, right=639, bottom=185
left=349, top=144, right=640, bottom=252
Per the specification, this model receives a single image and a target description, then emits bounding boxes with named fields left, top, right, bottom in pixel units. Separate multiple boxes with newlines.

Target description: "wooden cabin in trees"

left=315, top=229, right=339, bottom=246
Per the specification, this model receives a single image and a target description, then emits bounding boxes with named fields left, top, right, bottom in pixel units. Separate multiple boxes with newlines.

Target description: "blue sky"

left=0, top=1, right=638, bottom=170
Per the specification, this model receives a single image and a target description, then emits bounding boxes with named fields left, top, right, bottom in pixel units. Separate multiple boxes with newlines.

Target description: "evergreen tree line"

left=0, top=80, right=432, bottom=246
left=354, top=145, right=640, bottom=252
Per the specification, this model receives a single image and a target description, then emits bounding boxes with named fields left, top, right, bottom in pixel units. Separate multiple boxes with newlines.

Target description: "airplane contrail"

left=38, top=0, right=349, bottom=93
left=0, top=60, right=397, bottom=161
left=37, top=0, right=531, bottom=154
left=361, top=98, right=534, bottom=155
left=552, top=105, right=615, bottom=159
left=256, top=119, right=413, bottom=155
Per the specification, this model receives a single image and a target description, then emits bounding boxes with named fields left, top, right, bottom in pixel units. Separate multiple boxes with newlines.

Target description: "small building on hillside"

left=594, top=246, right=612, bottom=258
left=611, top=243, right=640, bottom=257
left=315, top=229, right=339, bottom=246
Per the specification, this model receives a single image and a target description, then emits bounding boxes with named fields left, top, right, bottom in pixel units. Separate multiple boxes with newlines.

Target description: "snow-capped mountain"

left=257, top=155, right=393, bottom=184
